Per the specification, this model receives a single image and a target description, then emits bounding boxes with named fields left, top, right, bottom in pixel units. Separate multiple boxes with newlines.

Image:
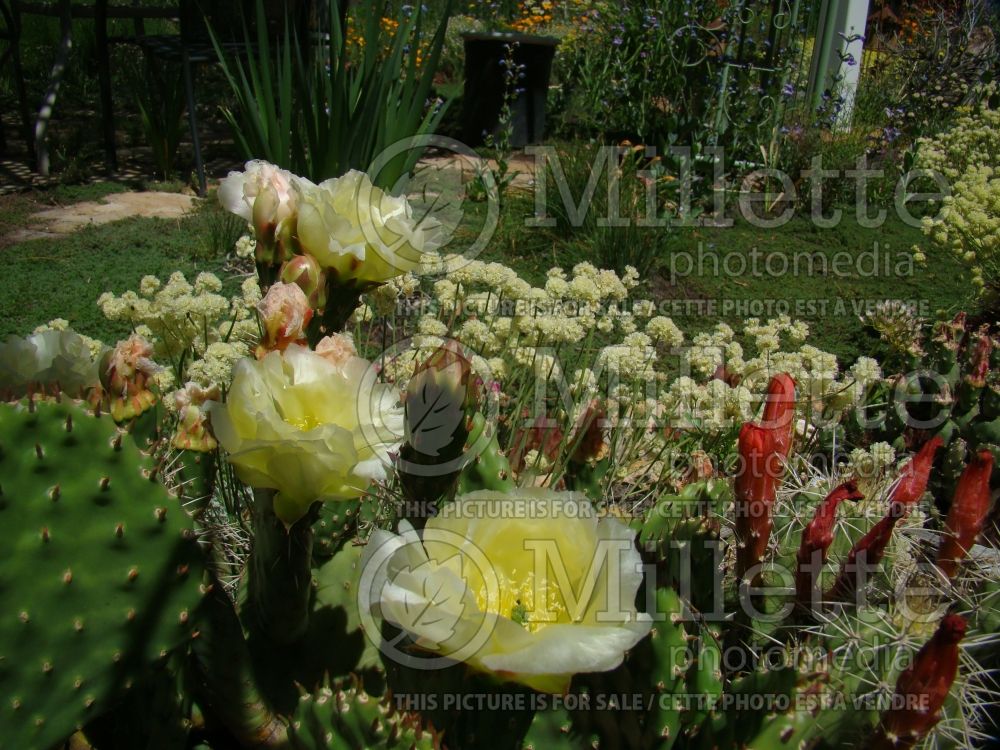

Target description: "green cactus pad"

left=313, top=499, right=362, bottom=559
left=0, top=397, right=205, bottom=750
left=521, top=707, right=593, bottom=750
left=288, top=676, right=438, bottom=750
left=458, top=412, right=514, bottom=495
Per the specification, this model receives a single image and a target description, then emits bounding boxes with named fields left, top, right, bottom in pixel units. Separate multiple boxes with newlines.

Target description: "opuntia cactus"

left=0, top=397, right=205, bottom=749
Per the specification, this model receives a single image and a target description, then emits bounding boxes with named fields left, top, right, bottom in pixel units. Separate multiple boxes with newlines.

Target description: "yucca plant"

left=211, top=0, right=453, bottom=190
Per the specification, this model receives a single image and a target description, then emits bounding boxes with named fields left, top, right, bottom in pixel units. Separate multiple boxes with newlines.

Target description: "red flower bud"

left=870, top=614, right=966, bottom=749
left=890, top=436, right=942, bottom=506
left=827, top=500, right=905, bottom=602
left=935, top=449, right=994, bottom=579
left=761, top=373, right=796, bottom=458
left=795, top=480, right=864, bottom=608
left=735, top=422, right=779, bottom=579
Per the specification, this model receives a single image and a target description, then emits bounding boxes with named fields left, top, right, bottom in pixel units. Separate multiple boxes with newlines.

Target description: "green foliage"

left=126, top=58, right=187, bottom=181
left=212, top=0, right=454, bottom=187
left=0, top=397, right=205, bottom=749
left=857, top=313, right=1000, bottom=496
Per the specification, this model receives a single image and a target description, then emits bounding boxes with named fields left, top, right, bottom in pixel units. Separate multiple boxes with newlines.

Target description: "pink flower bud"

left=315, top=333, right=358, bottom=370
left=99, top=334, right=160, bottom=421
left=256, top=282, right=312, bottom=356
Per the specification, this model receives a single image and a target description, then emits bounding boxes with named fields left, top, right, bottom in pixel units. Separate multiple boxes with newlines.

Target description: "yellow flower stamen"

left=475, top=569, right=568, bottom=633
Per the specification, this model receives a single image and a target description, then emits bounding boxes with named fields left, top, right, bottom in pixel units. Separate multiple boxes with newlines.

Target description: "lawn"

left=456, top=188, right=973, bottom=365
left=0, top=183, right=973, bottom=368
left=0, top=191, right=244, bottom=343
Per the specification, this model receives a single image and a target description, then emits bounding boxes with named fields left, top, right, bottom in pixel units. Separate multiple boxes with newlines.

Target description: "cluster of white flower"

left=915, top=91, right=1000, bottom=289
left=660, top=376, right=756, bottom=434
left=682, top=317, right=842, bottom=393
left=395, top=257, right=657, bottom=373
left=861, top=300, right=925, bottom=358
left=351, top=256, right=884, bottom=449
left=234, top=233, right=256, bottom=259
left=97, top=271, right=260, bottom=389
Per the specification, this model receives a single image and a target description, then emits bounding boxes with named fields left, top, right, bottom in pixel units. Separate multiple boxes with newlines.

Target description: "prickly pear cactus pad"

left=0, top=397, right=205, bottom=749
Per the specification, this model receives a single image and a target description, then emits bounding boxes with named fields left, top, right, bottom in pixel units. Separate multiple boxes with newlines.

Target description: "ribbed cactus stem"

left=827, top=500, right=904, bottom=602
left=191, top=581, right=290, bottom=749
left=248, top=488, right=316, bottom=644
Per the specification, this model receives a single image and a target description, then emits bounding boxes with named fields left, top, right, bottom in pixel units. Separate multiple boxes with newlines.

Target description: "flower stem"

left=248, top=488, right=317, bottom=644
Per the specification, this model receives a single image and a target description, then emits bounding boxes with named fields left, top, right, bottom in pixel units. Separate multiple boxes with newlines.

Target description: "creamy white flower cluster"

left=390, top=256, right=653, bottom=365
left=97, top=272, right=261, bottom=391
left=916, top=91, right=1000, bottom=289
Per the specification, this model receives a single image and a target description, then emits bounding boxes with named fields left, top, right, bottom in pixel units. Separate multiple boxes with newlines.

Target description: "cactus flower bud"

left=171, top=382, right=220, bottom=452
left=795, top=480, right=864, bottom=608
left=735, top=422, right=779, bottom=580
left=827, top=500, right=905, bottom=602
left=890, top=436, right=942, bottom=506
left=935, top=449, right=994, bottom=579
left=315, top=333, right=358, bottom=370
left=219, top=160, right=302, bottom=274
left=403, top=340, right=479, bottom=463
left=761, top=373, right=796, bottom=458
left=280, top=253, right=327, bottom=311
left=398, top=341, right=481, bottom=521
left=256, top=282, right=313, bottom=357
left=99, top=334, right=160, bottom=422
left=870, top=614, right=966, bottom=749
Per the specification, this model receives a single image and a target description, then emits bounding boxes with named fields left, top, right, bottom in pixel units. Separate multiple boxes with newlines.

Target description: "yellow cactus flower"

left=361, top=489, right=652, bottom=693
left=295, top=170, right=435, bottom=285
left=208, top=341, right=403, bottom=525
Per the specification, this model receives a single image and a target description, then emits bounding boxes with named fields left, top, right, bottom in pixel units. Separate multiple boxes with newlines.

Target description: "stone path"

left=5, top=151, right=538, bottom=245
left=9, top=191, right=197, bottom=243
